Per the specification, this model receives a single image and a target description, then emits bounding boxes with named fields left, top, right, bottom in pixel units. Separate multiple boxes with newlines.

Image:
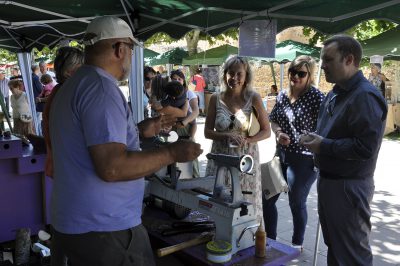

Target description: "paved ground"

left=194, top=117, right=400, bottom=266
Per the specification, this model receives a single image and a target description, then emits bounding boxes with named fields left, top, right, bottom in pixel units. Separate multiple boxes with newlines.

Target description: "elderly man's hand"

left=167, top=140, right=203, bottom=162
left=299, top=132, right=323, bottom=154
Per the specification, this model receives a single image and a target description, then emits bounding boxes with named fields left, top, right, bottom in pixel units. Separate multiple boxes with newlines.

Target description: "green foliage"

left=303, top=20, right=397, bottom=45
left=0, top=48, right=17, bottom=63
left=32, top=46, right=58, bottom=62
left=144, top=32, right=175, bottom=46
left=1, top=41, right=83, bottom=66
left=144, top=28, right=239, bottom=47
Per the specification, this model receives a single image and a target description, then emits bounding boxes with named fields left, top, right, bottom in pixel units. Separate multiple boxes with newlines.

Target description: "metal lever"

left=236, top=223, right=260, bottom=247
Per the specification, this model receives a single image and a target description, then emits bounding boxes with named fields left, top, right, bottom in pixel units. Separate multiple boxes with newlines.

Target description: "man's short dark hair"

left=323, top=35, right=362, bottom=67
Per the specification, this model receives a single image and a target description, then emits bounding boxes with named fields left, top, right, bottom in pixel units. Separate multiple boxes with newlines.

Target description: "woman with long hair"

left=265, top=55, right=325, bottom=250
left=204, top=55, right=271, bottom=224
left=170, top=69, right=200, bottom=177
left=43, top=46, right=84, bottom=178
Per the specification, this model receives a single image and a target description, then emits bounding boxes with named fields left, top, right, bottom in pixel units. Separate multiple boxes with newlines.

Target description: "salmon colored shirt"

left=192, top=74, right=206, bottom=92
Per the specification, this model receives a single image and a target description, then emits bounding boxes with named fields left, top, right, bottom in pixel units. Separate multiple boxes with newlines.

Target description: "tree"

left=144, top=28, right=239, bottom=74
left=303, top=20, right=397, bottom=45
left=0, top=48, right=17, bottom=64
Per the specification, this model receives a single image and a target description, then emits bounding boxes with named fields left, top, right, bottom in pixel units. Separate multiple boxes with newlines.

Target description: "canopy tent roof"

left=182, top=44, right=238, bottom=66
left=181, top=40, right=320, bottom=66
left=149, top=47, right=188, bottom=65
left=272, top=40, right=321, bottom=63
left=143, top=48, right=159, bottom=64
left=1, top=0, right=400, bottom=52
left=144, top=48, right=159, bottom=58
left=360, top=26, right=400, bottom=61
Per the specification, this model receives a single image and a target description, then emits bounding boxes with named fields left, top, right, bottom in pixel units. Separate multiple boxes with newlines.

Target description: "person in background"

left=170, top=70, right=199, bottom=141
left=170, top=69, right=200, bottom=177
left=191, top=68, right=207, bottom=116
left=10, top=67, right=22, bottom=80
left=39, top=61, right=56, bottom=80
left=0, top=70, right=10, bottom=117
left=49, top=16, right=202, bottom=266
left=42, top=46, right=84, bottom=179
left=159, top=80, right=187, bottom=109
left=265, top=55, right=325, bottom=250
left=31, top=64, right=44, bottom=136
left=300, top=35, right=387, bottom=266
left=267, top=84, right=278, bottom=96
left=36, top=74, right=56, bottom=103
left=9, top=79, right=32, bottom=135
left=205, top=55, right=271, bottom=224
left=150, top=74, right=189, bottom=118
left=368, top=63, right=388, bottom=99
left=143, top=66, right=156, bottom=118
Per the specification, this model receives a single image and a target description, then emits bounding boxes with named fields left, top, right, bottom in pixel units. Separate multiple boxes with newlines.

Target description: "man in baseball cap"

left=49, top=16, right=202, bottom=266
left=82, top=16, right=141, bottom=46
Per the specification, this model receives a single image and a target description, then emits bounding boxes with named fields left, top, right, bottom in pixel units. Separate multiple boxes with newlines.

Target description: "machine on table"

left=145, top=135, right=260, bottom=255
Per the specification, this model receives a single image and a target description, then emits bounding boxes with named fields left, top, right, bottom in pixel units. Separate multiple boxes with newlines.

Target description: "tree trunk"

left=185, top=29, right=201, bottom=75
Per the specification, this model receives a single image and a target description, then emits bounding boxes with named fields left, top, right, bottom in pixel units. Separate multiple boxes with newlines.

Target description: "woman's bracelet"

left=275, top=129, right=282, bottom=135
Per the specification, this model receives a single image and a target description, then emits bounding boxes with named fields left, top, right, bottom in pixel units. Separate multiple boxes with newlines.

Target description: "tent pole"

left=269, top=62, right=277, bottom=86
left=312, top=56, right=323, bottom=266
left=279, top=63, right=284, bottom=91
left=17, top=52, right=39, bottom=135
left=129, top=44, right=144, bottom=123
left=206, top=0, right=304, bottom=31
left=2, top=1, right=76, bottom=20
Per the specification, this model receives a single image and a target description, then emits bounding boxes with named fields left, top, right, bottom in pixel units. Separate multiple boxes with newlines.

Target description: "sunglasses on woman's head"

left=228, top=115, right=235, bottom=130
left=289, top=69, right=308, bottom=78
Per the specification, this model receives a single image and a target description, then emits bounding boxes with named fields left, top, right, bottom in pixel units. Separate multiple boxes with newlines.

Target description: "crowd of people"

left=0, top=16, right=388, bottom=266
left=0, top=61, right=59, bottom=135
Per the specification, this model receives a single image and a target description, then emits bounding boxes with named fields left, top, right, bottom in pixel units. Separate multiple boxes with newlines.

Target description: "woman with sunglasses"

left=265, top=55, right=325, bottom=250
left=204, top=55, right=271, bottom=224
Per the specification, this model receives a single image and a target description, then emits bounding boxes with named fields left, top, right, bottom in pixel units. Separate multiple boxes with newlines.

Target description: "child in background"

left=151, top=80, right=189, bottom=118
left=161, top=80, right=187, bottom=109
left=36, top=74, right=56, bottom=104
left=9, top=79, right=33, bottom=135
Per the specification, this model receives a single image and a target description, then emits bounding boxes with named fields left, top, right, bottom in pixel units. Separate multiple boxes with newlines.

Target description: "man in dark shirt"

left=300, top=35, right=387, bottom=266
left=32, top=64, right=44, bottom=135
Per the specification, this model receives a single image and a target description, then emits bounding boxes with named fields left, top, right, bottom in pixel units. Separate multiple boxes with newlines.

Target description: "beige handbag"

left=248, top=106, right=260, bottom=136
left=261, top=156, right=288, bottom=200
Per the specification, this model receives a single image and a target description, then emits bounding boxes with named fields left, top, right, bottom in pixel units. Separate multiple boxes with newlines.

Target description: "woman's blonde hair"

left=288, top=55, right=316, bottom=89
left=220, top=55, right=253, bottom=98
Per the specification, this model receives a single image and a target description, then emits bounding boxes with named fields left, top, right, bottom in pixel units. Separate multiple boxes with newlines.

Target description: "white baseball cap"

left=83, top=16, right=141, bottom=46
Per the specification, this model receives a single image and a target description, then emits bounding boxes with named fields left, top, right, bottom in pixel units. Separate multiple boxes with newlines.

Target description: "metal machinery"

left=145, top=138, right=260, bottom=254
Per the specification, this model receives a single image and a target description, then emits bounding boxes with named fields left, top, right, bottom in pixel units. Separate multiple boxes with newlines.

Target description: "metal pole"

left=279, top=63, right=284, bottom=91
left=269, top=62, right=277, bottom=86
left=17, top=52, right=39, bottom=135
left=129, top=44, right=144, bottom=123
left=312, top=56, right=323, bottom=266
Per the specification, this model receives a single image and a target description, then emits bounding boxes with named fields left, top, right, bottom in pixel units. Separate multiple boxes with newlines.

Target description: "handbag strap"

left=274, top=143, right=281, bottom=157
